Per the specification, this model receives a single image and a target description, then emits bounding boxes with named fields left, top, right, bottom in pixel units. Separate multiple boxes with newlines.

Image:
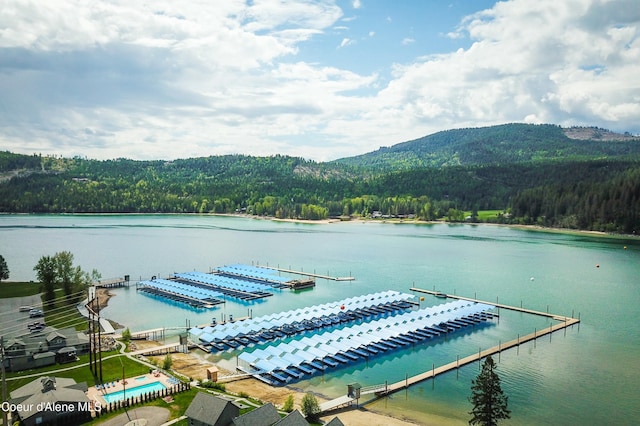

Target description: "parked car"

left=29, top=309, right=44, bottom=318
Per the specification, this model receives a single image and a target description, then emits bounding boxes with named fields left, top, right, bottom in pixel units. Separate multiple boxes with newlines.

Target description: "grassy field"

left=0, top=281, right=42, bottom=298
left=7, top=351, right=150, bottom=393
left=43, top=291, right=89, bottom=331
left=474, top=210, right=506, bottom=221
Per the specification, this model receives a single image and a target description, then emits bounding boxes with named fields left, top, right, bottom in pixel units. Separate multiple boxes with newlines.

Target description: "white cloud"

left=352, top=0, right=362, bottom=9
left=401, top=37, right=415, bottom=45
left=338, top=37, right=355, bottom=48
left=0, top=0, right=638, bottom=162
left=366, top=0, right=640, bottom=140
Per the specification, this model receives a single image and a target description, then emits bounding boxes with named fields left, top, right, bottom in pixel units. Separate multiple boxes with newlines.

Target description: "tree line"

left=1, top=151, right=638, bottom=233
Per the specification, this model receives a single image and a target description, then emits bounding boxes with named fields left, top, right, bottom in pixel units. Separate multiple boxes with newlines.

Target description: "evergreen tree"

left=0, top=255, right=9, bottom=282
left=469, top=355, right=511, bottom=426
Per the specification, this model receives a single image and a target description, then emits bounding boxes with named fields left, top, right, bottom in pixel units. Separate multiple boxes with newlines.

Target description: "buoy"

left=340, top=305, right=345, bottom=310
left=596, top=264, right=600, bottom=268
left=624, top=246, right=627, bottom=250
left=530, top=277, right=535, bottom=281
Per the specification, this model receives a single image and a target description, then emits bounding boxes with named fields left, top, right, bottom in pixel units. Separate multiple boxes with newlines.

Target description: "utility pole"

left=1, top=336, right=8, bottom=426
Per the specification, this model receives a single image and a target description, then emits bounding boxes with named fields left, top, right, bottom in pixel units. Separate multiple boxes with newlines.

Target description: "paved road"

left=94, top=406, right=170, bottom=426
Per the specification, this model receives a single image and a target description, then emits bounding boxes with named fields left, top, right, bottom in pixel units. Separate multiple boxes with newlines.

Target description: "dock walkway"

left=319, top=395, right=356, bottom=412
left=267, top=267, right=354, bottom=281
left=95, top=277, right=130, bottom=288
left=129, top=342, right=189, bottom=356
left=376, top=289, right=580, bottom=395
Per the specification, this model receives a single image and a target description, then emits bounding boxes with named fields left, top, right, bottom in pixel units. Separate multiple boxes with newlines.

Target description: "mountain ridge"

left=331, top=123, right=640, bottom=170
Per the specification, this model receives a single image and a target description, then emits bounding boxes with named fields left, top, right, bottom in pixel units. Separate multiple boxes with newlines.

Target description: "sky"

left=0, top=0, right=639, bottom=162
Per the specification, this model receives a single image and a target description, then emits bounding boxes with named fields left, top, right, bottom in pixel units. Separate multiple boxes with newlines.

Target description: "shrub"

left=283, top=394, right=294, bottom=413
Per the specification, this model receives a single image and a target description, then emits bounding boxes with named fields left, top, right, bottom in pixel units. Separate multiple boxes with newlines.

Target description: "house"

left=185, top=392, right=241, bottom=426
left=232, top=403, right=281, bottom=426
left=325, top=417, right=345, bottom=426
left=3, top=327, right=90, bottom=372
left=273, top=410, right=308, bottom=426
left=55, top=346, right=77, bottom=364
left=33, top=351, right=56, bottom=368
left=9, top=377, right=91, bottom=426
left=5, top=338, right=26, bottom=356
left=184, top=393, right=341, bottom=426
left=46, top=331, right=67, bottom=351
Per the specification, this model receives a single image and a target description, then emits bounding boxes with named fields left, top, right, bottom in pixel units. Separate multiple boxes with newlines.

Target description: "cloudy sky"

left=1, top=0, right=638, bottom=161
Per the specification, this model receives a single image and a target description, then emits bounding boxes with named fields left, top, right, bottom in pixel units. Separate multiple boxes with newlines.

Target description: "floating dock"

left=370, top=288, right=580, bottom=396
left=190, top=291, right=416, bottom=352
left=236, top=299, right=498, bottom=385
left=266, top=266, right=355, bottom=282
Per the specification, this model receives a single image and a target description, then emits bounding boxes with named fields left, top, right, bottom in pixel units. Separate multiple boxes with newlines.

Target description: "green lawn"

left=0, top=281, right=42, bottom=298
left=7, top=351, right=149, bottom=393
left=476, top=210, right=505, bottom=221
left=44, top=295, right=89, bottom=331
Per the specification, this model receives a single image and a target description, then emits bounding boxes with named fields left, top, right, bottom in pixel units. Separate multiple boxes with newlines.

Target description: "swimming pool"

left=102, top=381, right=167, bottom=404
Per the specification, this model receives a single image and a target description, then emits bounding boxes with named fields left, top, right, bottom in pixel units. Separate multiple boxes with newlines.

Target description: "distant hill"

left=332, top=123, right=640, bottom=170
left=1, top=123, right=639, bottom=234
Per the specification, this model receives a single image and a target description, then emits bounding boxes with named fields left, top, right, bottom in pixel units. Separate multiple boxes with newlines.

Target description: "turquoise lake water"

left=1, top=214, right=639, bottom=425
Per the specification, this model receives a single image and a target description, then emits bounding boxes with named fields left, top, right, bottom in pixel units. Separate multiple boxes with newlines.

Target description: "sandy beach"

left=130, top=338, right=460, bottom=426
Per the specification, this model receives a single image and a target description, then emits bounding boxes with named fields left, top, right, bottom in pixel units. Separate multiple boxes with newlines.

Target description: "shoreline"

left=5, top=211, right=636, bottom=239
left=133, top=340, right=437, bottom=425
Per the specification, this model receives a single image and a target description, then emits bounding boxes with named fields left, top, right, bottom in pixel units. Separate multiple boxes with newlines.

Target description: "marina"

left=235, top=298, right=498, bottom=385
left=318, top=290, right=581, bottom=413
left=136, top=264, right=310, bottom=308
left=189, top=291, right=417, bottom=352
left=3, top=215, right=637, bottom=425
left=378, top=288, right=580, bottom=395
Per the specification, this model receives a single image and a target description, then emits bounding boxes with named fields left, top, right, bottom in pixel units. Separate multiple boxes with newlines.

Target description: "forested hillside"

left=1, top=123, right=639, bottom=234
left=333, top=123, right=640, bottom=170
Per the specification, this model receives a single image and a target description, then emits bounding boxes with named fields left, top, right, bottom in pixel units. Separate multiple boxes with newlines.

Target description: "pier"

left=130, top=327, right=166, bottom=341
left=267, top=266, right=355, bottom=281
left=129, top=342, right=191, bottom=356
left=374, top=288, right=580, bottom=396
left=95, top=277, right=131, bottom=288
left=318, top=289, right=580, bottom=413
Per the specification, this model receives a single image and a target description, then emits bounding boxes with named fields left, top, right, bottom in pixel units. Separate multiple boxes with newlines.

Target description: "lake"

left=1, top=214, right=639, bottom=425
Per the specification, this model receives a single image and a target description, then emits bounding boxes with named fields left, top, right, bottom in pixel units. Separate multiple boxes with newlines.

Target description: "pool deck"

left=86, top=371, right=173, bottom=406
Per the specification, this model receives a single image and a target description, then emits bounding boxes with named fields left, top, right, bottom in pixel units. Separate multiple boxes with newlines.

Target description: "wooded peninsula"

left=1, top=123, right=639, bottom=234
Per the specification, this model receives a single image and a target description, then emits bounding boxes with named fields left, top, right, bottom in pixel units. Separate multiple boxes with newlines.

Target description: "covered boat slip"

left=189, top=290, right=415, bottom=349
left=137, top=278, right=225, bottom=308
left=238, top=299, right=497, bottom=385
left=137, top=265, right=286, bottom=307
left=214, top=264, right=292, bottom=287
left=173, top=271, right=274, bottom=300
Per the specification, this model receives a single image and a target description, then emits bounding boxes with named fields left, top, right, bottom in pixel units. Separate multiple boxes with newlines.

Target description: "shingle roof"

left=185, top=392, right=240, bottom=426
left=273, top=410, right=308, bottom=426
left=8, top=377, right=90, bottom=421
left=233, top=402, right=281, bottom=426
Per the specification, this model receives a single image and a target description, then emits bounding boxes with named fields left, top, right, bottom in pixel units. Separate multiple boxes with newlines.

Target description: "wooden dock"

left=129, top=342, right=191, bottom=356
left=319, top=395, right=357, bottom=412
left=374, top=288, right=580, bottom=396
left=95, top=277, right=130, bottom=288
left=130, top=327, right=166, bottom=340
left=267, top=267, right=355, bottom=281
